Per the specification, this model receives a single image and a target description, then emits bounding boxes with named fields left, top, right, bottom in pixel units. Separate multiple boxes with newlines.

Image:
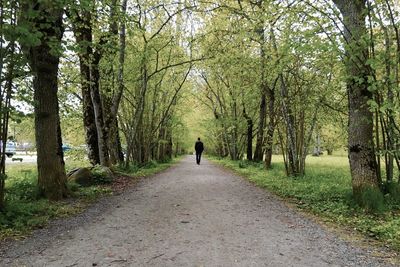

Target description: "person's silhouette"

left=194, top=137, right=204, bottom=165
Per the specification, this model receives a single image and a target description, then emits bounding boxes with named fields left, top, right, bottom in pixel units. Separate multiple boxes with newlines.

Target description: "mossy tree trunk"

left=23, top=0, right=68, bottom=200
left=333, top=0, right=381, bottom=199
left=72, top=9, right=101, bottom=166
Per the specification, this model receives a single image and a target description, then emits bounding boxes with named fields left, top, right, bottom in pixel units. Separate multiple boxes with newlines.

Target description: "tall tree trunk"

left=333, top=0, right=380, bottom=199
left=254, top=92, right=266, bottom=161
left=264, top=84, right=276, bottom=169
left=0, top=0, right=14, bottom=210
left=24, top=1, right=68, bottom=200
left=243, top=107, right=253, bottom=161
left=72, top=11, right=100, bottom=165
left=91, top=52, right=110, bottom=167
left=254, top=25, right=267, bottom=162
left=108, top=0, right=127, bottom=165
left=270, top=28, right=299, bottom=176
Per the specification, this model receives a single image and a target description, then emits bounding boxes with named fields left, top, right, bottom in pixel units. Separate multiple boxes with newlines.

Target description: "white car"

left=0, top=141, right=16, bottom=158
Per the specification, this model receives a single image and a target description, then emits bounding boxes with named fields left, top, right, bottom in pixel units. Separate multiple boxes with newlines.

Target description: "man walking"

left=195, top=137, right=204, bottom=165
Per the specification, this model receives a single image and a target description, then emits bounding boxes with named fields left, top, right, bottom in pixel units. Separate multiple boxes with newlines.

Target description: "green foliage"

left=116, top=157, right=180, bottom=177
left=91, top=165, right=114, bottom=184
left=211, top=155, right=400, bottom=250
left=383, top=182, right=400, bottom=203
left=64, top=148, right=87, bottom=162
left=358, top=186, right=385, bottom=214
left=5, top=175, right=38, bottom=201
left=0, top=165, right=109, bottom=240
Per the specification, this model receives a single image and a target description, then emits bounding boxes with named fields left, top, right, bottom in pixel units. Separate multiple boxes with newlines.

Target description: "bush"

left=238, top=160, right=248, bottom=168
left=358, top=186, right=385, bottom=213
left=91, top=165, right=114, bottom=184
left=384, top=181, right=400, bottom=202
left=142, top=160, right=158, bottom=169
left=6, top=176, right=38, bottom=201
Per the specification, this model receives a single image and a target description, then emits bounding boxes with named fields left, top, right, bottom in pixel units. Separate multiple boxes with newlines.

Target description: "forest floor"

left=0, top=156, right=396, bottom=266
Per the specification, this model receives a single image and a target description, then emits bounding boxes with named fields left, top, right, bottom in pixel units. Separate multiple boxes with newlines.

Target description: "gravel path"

left=0, top=156, right=395, bottom=266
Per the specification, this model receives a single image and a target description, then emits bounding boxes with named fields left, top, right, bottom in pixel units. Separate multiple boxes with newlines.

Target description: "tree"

left=69, top=0, right=100, bottom=165
left=332, top=0, right=381, bottom=199
left=20, top=0, right=68, bottom=200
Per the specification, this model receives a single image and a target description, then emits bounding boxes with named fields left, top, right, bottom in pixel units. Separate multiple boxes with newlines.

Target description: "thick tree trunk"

left=333, top=0, right=380, bottom=198
left=73, top=13, right=100, bottom=165
left=25, top=2, right=68, bottom=200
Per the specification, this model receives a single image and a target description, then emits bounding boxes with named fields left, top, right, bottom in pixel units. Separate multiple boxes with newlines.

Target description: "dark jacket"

left=195, top=141, right=204, bottom=153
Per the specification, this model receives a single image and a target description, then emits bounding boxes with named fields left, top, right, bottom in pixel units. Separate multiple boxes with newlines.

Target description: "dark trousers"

left=196, top=152, right=202, bottom=164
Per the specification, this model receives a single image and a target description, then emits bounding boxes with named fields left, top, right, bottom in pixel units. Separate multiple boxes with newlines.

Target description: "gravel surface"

left=0, top=156, right=395, bottom=266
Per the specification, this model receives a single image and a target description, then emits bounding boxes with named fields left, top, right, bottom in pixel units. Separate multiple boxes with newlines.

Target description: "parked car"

left=62, top=144, right=71, bottom=152
left=0, top=141, right=16, bottom=158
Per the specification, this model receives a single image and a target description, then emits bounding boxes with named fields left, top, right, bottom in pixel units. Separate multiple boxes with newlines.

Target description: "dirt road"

left=0, top=156, right=393, bottom=266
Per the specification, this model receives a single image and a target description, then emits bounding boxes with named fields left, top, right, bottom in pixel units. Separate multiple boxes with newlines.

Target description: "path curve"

left=0, top=156, right=394, bottom=266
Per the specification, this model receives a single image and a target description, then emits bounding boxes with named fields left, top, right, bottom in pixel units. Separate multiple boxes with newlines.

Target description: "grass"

left=0, top=157, right=180, bottom=240
left=210, top=154, right=400, bottom=251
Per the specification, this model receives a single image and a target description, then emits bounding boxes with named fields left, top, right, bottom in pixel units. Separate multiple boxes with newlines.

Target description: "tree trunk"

left=24, top=2, right=68, bottom=200
left=108, top=0, right=127, bottom=165
left=109, top=118, right=124, bottom=164
left=254, top=92, right=266, bottom=161
left=91, top=53, right=110, bottom=167
left=243, top=108, right=253, bottom=161
left=254, top=24, right=267, bottom=162
left=271, top=27, right=299, bottom=176
left=72, top=11, right=100, bottom=165
left=264, top=85, right=276, bottom=169
left=0, top=0, right=15, bottom=209
left=333, top=0, right=380, bottom=199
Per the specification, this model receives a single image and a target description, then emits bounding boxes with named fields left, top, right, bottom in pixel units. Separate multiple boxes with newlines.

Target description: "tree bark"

left=264, top=84, right=276, bottom=169
left=108, top=0, right=127, bottom=165
left=243, top=107, right=253, bottom=161
left=333, top=0, right=380, bottom=198
left=72, top=10, right=100, bottom=165
left=254, top=25, right=267, bottom=162
left=24, top=1, right=68, bottom=200
left=92, top=50, right=110, bottom=167
left=254, top=91, right=266, bottom=162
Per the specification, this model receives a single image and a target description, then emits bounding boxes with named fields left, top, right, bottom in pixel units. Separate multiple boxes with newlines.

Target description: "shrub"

left=91, top=165, right=114, bottom=184
left=238, top=160, right=248, bottom=168
left=384, top=181, right=400, bottom=202
left=358, top=186, right=385, bottom=213
left=142, top=160, right=158, bottom=169
left=6, top=177, right=38, bottom=201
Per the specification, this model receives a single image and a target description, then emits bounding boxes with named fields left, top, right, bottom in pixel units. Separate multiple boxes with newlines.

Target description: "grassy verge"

left=0, top=157, right=180, bottom=241
left=210, top=155, right=400, bottom=251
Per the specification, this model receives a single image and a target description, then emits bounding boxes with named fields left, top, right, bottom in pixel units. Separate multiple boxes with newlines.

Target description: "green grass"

left=210, top=155, right=400, bottom=251
left=115, top=157, right=181, bottom=177
left=0, top=157, right=180, bottom=240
